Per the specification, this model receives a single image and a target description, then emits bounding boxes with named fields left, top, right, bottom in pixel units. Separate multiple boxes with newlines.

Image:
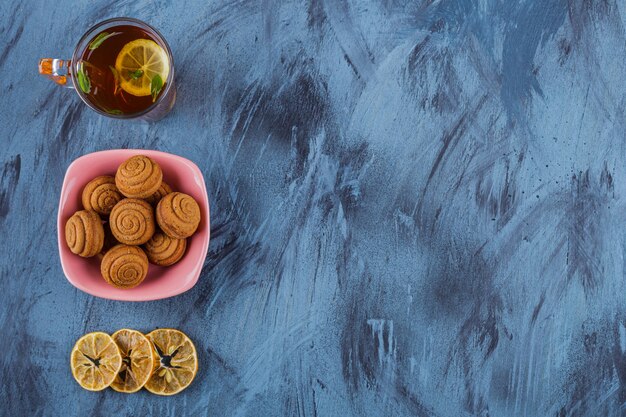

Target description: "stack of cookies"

left=64, top=155, right=202, bottom=289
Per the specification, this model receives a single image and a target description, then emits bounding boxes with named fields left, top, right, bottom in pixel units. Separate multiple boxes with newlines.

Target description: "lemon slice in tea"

left=144, top=329, right=198, bottom=395
left=70, top=332, right=122, bottom=391
left=115, top=39, right=169, bottom=97
left=110, top=329, right=158, bottom=393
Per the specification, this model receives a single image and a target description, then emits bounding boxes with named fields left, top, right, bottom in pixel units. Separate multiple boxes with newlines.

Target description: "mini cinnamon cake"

left=109, top=198, right=155, bottom=245
left=144, top=181, right=172, bottom=206
left=101, top=244, right=149, bottom=289
left=65, top=210, right=104, bottom=257
left=144, top=232, right=187, bottom=266
left=81, top=176, right=123, bottom=216
left=115, top=155, right=163, bottom=199
left=156, top=192, right=201, bottom=239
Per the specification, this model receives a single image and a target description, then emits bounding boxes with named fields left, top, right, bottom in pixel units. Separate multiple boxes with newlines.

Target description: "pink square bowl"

left=57, top=149, right=211, bottom=301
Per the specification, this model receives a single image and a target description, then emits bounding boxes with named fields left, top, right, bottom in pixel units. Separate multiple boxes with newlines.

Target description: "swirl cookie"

left=144, top=181, right=172, bottom=206
left=101, top=244, right=149, bottom=289
left=65, top=210, right=104, bottom=257
left=156, top=192, right=201, bottom=239
left=109, top=199, right=155, bottom=245
left=144, top=232, right=187, bottom=266
left=82, top=176, right=123, bottom=216
left=115, top=155, right=163, bottom=199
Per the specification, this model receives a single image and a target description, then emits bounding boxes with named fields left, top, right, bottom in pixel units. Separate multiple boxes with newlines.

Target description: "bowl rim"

left=57, top=149, right=210, bottom=301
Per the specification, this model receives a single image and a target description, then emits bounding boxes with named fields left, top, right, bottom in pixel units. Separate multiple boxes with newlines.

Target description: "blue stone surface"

left=2, top=1, right=626, bottom=415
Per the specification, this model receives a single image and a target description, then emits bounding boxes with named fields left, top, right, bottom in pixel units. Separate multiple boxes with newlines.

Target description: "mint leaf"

left=88, top=32, right=119, bottom=50
left=106, top=109, right=123, bottom=115
left=150, top=74, right=163, bottom=102
left=129, top=69, right=143, bottom=79
left=76, top=62, right=91, bottom=94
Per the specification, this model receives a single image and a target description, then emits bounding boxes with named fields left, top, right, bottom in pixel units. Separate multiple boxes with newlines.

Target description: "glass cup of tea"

left=39, top=17, right=175, bottom=122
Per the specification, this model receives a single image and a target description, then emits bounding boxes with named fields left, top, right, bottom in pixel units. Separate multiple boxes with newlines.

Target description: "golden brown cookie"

left=115, top=155, right=163, bottom=199
left=109, top=199, right=155, bottom=245
left=100, top=244, right=149, bottom=289
left=144, top=232, right=187, bottom=266
left=65, top=210, right=104, bottom=257
left=144, top=181, right=172, bottom=206
left=81, top=176, right=123, bottom=216
left=156, top=192, right=201, bottom=239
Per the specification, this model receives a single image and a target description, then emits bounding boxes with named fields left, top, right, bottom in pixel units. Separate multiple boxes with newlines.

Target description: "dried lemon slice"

left=145, top=329, right=198, bottom=395
left=115, top=39, right=169, bottom=97
left=70, top=332, right=122, bottom=391
left=110, top=329, right=158, bottom=393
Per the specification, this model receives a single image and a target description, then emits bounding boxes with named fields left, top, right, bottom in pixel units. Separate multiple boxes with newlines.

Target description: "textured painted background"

left=1, top=0, right=626, bottom=416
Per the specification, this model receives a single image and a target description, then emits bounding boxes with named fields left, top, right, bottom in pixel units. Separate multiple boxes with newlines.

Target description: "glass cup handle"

left=38, top=58, right=73, bottom=88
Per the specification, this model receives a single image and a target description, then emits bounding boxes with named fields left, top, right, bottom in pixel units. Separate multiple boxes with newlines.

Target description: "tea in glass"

left=39, top=18, right=175, bottom=121
left=77, top=24, right=171, bottom=116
